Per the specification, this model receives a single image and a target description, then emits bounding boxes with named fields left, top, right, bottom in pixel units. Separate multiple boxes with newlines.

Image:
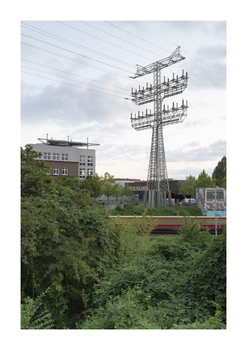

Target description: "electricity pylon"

left=130, top=46, right=188, bottom=208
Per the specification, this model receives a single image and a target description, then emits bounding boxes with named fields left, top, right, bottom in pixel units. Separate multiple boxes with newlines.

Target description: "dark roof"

left=38, top=138, right=100, bottom=148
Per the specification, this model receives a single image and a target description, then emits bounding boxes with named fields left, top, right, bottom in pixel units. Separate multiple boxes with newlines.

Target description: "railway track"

left=109, top=215, right=226, bottom=236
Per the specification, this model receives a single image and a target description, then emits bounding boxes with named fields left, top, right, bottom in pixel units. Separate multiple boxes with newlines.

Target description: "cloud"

left=186, top=45, right=226, bottom=89
left=167, top=140, right=226, bottom=163
left=21, top=72, right=128, bottom=125
left=168, top=165, right=216, bottom=180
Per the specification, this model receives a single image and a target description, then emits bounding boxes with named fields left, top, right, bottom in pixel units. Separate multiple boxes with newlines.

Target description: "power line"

left=21, top=71, right=128, bottom=99
left=21, top=41, right=132, bottom=80
left=21, top=33, right=134, bottom=75
left=128, top=21, right=179, bottom=47
left=21, top=64, right=130, bottom=97
left=81, top=21, right=164, bottom=59
left=21, top=58, right=130, bottom=92
left=21, top=22, right=135, bottom=69
left=104, top=21, right=172, bottom=54
left=21, top=41, right=152, bottom=86
left=57, top=21, right=155, bottom=62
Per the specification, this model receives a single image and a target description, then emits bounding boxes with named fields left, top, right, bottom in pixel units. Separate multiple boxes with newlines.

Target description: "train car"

left=196, top=187, right=227, bottom=216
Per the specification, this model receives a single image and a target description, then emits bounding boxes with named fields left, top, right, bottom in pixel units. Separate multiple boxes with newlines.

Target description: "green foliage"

left=180, top=175, right=196, bottom=197
left=21, top=145, right=122, bottom=328
left=79, top=287, right=160, bottom=329
left=110, top=202, right=201, bottom=216
left=193, top=170, right=216, bottom=198
left=178, top=217, right=213, bottom=250
left=21, top=144, right=52, bottom=197
left=21, top=145, right=226, bottom=329
left=81, top=174, right=103, bottom=198
left=109, top=210, right=156, bottom=264
left=100, top=172, right=120, bottom=199
left=21, top=289, right=55, bottom=329
left=212, top=156, right=226, bottom=187
left=120, top=184, right=133, bottom=197
left=81, top=219, right=226, bottom=329
left=172, top=302, right=226, bottom=329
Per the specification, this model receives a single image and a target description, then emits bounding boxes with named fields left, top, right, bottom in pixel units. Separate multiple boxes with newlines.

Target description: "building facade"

left=129, top=179, right=185, bottom=202
left=30, top=137, right=99, bottom=179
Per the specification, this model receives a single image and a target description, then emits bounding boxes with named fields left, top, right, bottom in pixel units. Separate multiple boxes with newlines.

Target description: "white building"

left=30, top=137, right=99, bottom=179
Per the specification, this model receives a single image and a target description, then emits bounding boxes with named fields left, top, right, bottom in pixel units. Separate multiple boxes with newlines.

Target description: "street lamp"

left=215, top=186, right=220, bottom=236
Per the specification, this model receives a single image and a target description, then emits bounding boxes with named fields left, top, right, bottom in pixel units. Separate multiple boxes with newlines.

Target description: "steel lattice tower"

left=129, top=47, right=188, bottom=208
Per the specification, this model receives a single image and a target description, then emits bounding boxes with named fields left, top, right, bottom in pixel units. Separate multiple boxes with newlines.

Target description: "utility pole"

left=129, top=47, right=189, bottom=208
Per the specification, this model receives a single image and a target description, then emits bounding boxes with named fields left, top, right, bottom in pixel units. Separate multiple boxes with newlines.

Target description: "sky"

left=21, top=20, right=226, bottom=181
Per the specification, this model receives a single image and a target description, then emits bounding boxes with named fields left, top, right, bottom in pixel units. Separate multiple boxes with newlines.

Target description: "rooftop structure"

left=38, top=136, right=100, bottom=148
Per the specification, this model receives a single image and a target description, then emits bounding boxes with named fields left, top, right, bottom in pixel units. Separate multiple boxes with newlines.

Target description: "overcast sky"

left=21, top=20, right=226, bottom=180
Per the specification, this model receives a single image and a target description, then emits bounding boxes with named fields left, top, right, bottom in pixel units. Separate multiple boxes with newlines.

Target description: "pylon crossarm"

left=130, top=101, right=188, bottom=130
left=131, top=71, right=188, bottom=106
left=131, top=47, right=185, bottom=79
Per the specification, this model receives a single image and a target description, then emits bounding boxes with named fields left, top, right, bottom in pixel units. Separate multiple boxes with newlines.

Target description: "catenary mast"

left=129, top=46, right=188, bottom=208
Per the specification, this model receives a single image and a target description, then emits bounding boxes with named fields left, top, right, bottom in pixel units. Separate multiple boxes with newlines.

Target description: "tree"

left=212, top=156, right=226, bottom=187
left=180, top=175, right=196, bottom=198
left=101, top=172, right=120, bottom=200
left=81, top=174, right=103, bottom=198
left=21, top=146, right=121, bottom=328
left=193, top=170, right=216, bottom=197
left=21, top=145, right=52, bottom=197
left=120, top=184, right=133, bottom=198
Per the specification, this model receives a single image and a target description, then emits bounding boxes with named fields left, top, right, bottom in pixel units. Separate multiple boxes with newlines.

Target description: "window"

left=87, top=169, right=93, bottom=176
left=62, top=153, right=68, bottom=161
left=206, top=189, right=225, bottom=202
left=53, top=167, right=59, bottom=175
left=79, top=155, right=86, bottom=166
left=44, top=152, right=51, bottom=160
left=87, top=156, right=93, bottom=166
left=62, top=167, right=68, bottom=175
left=53, top=153, right=60, bottom=160
left=79, top=168, right=86, bottom=179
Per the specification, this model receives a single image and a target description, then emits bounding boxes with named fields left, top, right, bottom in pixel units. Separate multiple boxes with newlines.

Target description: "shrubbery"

left=109, top=202, right=202, bottom=216
left=21, top=145, right=226, bottom=329
left=77, top=219, right=226, bottom=329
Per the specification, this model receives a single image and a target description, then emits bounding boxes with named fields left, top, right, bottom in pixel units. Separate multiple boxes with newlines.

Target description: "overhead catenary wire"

left=21, top=22, right=135, bottom=69
left=21, top=33, right=134, bottom=75
left=57, top=21, right=157, bottom=63
left=21, top=21, right=179, bottom=101
left=81, top=21, right=165, bottom=59
left=21, top=41, right=153, bottom=87
left=21, top=41, right=133, bottom=80
left=21, top=58, right=130, bottom=92
left=128, top=21, right=179, bottom=48
left=104, top=21, right=173, bottom=54
left=22, top=71, right=129, bottom=99
left=21, top=64, right=130, bottom=96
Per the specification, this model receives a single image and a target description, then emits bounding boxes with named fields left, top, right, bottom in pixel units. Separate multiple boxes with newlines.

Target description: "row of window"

left=53, top=167, right=68, bottom=175
left=51, top=167, right=94, bottom=177
left=41, top=152, right=69, bottom=160
left=40, top=153, right=93, bottom=165
left=79, top=155, right=93, bottom=166
left=79, top=168, right=93, bottom=179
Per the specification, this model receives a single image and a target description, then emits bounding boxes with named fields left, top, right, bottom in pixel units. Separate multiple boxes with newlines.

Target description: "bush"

left=78, top=287, right=160, bottom=329
left=109, top=203, right=202, bottom=216
left=82, top=219, right=226, bottom=329
left=21, top=290, right=55, bottom=329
